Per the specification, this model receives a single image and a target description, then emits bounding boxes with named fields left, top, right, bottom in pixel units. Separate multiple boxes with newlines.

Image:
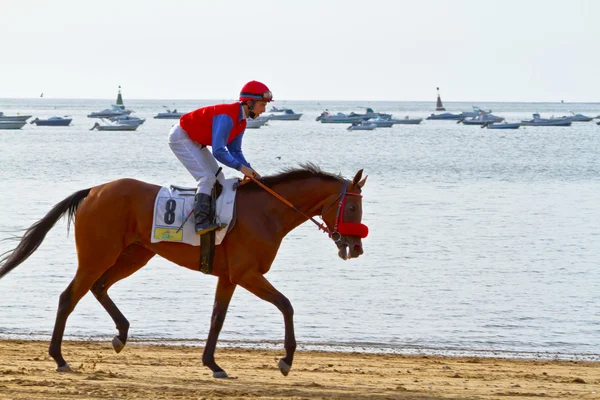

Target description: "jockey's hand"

left=240, top=165, right=260, bottom=179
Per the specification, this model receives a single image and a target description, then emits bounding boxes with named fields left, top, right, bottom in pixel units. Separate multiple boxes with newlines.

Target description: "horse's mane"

left=241, top=163, right=343, bottom=191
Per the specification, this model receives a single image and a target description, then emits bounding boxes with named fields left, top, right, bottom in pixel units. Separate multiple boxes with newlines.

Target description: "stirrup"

left=195, top=223, right=219, bottom=235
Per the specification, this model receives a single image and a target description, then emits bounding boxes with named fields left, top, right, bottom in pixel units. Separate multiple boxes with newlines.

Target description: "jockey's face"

left=252, top=101, right=267, bottom=116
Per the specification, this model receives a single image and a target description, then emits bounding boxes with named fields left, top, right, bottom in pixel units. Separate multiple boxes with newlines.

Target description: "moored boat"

left=521, top=113, right=572, bottom=127
left=0, top=121, right=27, bottom=129
left=363, top=117, right=393, bottom=127
left=0, top=114, right=32, bottom=122
left=88, top=105, right=132, bottom=118
left=246, top=116, right=270, bottom=129
left=483, top=122, right=521, bottom=129
left=154, top=108, right=185, bottom=119
left=426, top=112, right=464, bottom=120
left=347, top=122, right=376, bottom=131
left=90, top=122, right=139, bottom=131
left=389, top=116, right=422, bottom=125
left=267, top=109, right=302, bottom=120
left=30, top=116, right=72, bottom=126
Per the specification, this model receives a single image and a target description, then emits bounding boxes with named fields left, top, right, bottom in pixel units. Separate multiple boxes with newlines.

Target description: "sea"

left=1, top=98, right=599, bottom=361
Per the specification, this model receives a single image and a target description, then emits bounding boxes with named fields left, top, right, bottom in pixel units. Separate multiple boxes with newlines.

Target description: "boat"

left=0, top=114, right=32, bottom=122
left=562, top=112, right=593, bottom=122
left=268, top=106, right=289, bottom=112
left=30, top=116, right=72, bottom=126
left=108, top=115, right=145, bottom=125
left=154, top=107, right=185, bottom=119
left=521, top=113, right=572, bottom=127
left=347, top=122, right=376, bottom=131
left=87, top=105, right=132, bottom=118
left=267, top=109, right=302, bottom=120
left=246, top=116, right=270, bottom=129
left=482, top=122, right=521, bottom=129
left=389, top=116, right=422, bottom=125
left=0, top=121, right=27, bottom=129
left=597, top=121, right=600, bottom=125
left=460, top=106, right=493, bottom=118
left=319, top=112, right=364, bottom=123
left=458, top=112, right=504, bottom=125
left=363, top=117, right=393, bottom=127
left=318, top=108, right=391, bottom=123
left=426, top=112, right=464, bottom=120
left=90, top=122, right=139, bottom=131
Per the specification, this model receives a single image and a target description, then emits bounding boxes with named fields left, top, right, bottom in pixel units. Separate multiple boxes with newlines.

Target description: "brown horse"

left=0, top=164, right=367, bottom=378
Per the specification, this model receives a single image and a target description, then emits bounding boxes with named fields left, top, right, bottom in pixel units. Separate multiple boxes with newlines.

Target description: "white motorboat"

left=0, top=114, right=32, bottom=122
left=363, top=117, right=393, bottom=127
left=347, top=122, right=376, bottom=131
left=108, top=115, right=145, bottom=125
left=0, top=121, right=27, bottom=129
left=521, top=113, right=572, bottom=127
left=458, top=112, right=504, bottom=125
left=90, top=122, right=139, bottom=131
left=246, top=116, right=270, bottom=129
left=267, top=109, right=302, bottom=120
left=562, top=112, right=593, bottom=122
left=426, top=112, right=464, bottom=120
left=154, top=108, right=185, bottom=119
left=482, top=122, right=521, bottom=130
left=318, top=112, right=363, bottom=123
left=268, top=106, right=289, bottom=112
left=88, top=105, right=132, bottom=118
left=389, top=116, right=423, bottom=125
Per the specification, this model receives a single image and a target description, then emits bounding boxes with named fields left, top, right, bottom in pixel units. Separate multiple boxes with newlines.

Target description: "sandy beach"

left=0, top=340, right=597, bottom=399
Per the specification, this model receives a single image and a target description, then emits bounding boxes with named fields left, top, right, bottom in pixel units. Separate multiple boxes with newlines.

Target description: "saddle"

left=151, top=178, right=239, bottom=274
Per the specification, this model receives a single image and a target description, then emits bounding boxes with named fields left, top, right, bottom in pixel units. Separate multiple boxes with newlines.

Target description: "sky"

left=1, top=0, right=599, bottom=102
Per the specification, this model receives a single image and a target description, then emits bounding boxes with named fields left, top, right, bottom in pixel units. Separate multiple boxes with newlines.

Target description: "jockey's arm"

left=226, top=133, right=251, bottom=169
left=211, top=114, right=246, bottom=171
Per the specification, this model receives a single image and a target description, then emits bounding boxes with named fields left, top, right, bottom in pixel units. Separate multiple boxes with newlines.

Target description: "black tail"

left=0, top=188, right=92, bottom=279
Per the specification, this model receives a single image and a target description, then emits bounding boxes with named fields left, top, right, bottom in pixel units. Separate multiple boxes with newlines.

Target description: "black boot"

left=193, top=193, right=219, bottom=234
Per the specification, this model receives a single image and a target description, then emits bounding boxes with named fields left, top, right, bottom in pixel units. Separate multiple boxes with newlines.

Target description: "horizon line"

left=1, top=97, right=599, bottom=105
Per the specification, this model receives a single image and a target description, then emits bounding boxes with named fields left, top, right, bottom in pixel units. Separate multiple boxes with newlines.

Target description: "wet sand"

left=0, top=340, right=598, bottom=399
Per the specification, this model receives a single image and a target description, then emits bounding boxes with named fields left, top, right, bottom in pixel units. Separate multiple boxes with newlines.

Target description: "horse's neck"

left=266, top=178, right=342, bottom=231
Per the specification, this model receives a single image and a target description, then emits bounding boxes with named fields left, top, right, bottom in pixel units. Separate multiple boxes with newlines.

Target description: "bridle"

left=319, top=180, right=368, bottom=242
left=246, top=177, right=368, bottom=243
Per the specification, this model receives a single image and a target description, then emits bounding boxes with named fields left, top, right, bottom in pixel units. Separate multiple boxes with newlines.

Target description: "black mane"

left=241, top=163, right=343, bottom=191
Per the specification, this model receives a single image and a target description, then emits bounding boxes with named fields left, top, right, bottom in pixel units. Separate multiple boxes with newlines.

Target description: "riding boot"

left=193, top=193, right=219, bottom=234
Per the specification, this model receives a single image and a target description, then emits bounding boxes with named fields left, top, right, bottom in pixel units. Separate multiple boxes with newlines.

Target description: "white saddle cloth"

left=151, top=178, right=238, bottom=246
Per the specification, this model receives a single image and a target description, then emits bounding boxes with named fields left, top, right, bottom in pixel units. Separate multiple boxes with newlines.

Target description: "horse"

left=0, top=164, right=368, bottom=378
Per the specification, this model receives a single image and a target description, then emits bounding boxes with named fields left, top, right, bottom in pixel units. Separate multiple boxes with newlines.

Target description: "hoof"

left=278, top=359, right=291, bottom=376
left=213, top=370, right=229, bottom=379
left=56, top=363, right=72, bottom=373
left=112, top=336, right=125, bottom=353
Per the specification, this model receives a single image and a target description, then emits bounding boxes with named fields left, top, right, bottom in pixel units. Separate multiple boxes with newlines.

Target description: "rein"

left=245, top=176, right=368, bottom=242
left=246, top=176, right=333, bottom=237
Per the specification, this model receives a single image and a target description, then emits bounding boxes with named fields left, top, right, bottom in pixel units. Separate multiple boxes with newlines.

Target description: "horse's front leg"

left=236, top=273, right=296, bottom=376
left=202, top=276, right=236, bottom=378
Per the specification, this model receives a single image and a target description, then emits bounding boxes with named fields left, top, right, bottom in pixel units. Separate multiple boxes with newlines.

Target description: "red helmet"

left=239, top=80, right=273, bottom=102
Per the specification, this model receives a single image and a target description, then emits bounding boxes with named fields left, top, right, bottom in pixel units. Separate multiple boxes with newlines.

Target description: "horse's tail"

left=0, top=188, right=92, bottom=280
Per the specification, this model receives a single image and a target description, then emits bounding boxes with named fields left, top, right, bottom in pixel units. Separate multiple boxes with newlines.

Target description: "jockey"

left=168, top=80, right=272, bottom=234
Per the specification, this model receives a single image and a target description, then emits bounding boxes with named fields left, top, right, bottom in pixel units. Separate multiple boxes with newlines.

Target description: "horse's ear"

left=357, top=175, right=368, bottom=189
left=352, top=169, right=364, bottom=187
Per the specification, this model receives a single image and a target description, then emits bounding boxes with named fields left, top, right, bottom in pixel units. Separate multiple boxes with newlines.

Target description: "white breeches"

left=168, top=123, right=225, bottom=195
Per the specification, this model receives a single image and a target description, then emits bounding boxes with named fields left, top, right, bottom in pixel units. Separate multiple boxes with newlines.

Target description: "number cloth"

left=151, top=178, right=238, bottom=246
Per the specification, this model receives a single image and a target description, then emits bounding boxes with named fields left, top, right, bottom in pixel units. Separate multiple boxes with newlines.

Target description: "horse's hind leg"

left=91, top=244, right=155, bottom=353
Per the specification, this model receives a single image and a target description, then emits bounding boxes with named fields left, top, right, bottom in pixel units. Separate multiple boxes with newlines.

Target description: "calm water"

left=1, top=98, right=599, bottom=360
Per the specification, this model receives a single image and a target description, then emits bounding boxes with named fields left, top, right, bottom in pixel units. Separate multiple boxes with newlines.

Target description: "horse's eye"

left=348, top=204, right=356, bottom=212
